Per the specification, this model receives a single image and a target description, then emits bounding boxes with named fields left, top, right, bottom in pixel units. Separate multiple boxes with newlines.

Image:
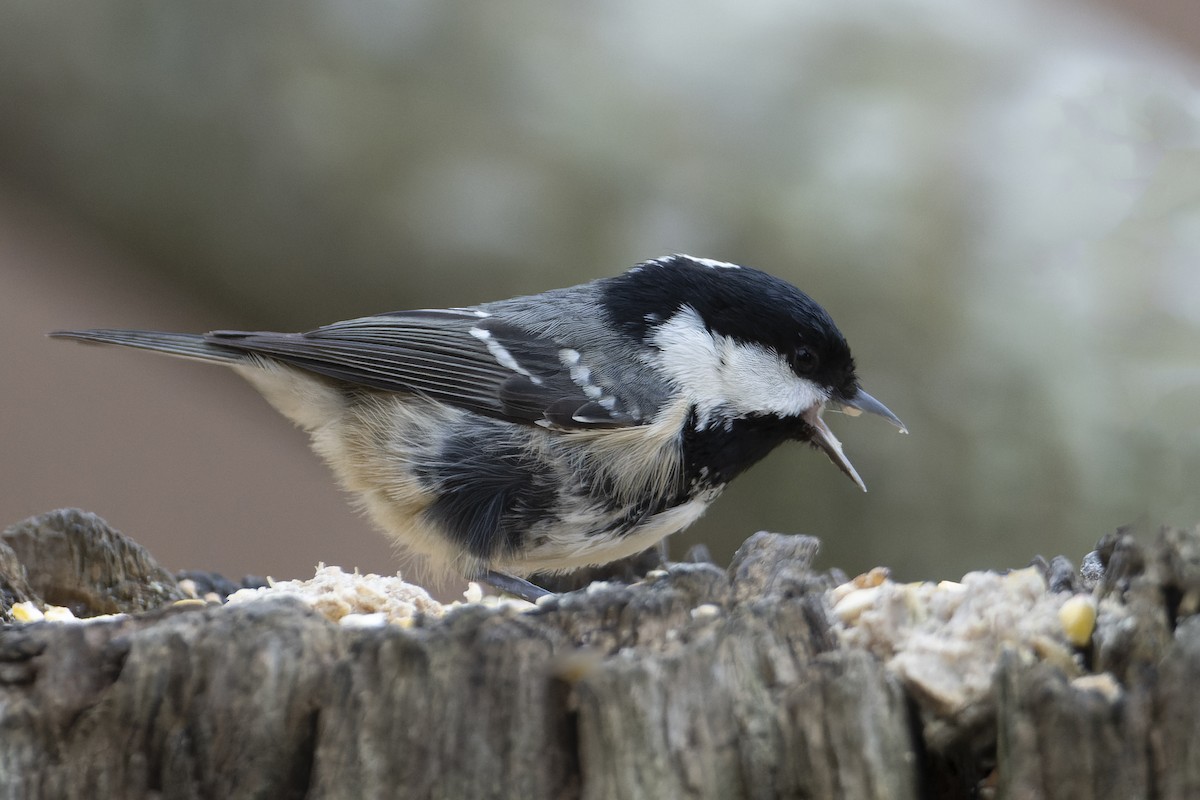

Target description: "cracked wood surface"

left=1, top=510, right=1199, bottom=799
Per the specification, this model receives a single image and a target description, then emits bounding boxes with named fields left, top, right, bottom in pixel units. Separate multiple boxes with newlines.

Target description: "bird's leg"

left=475, top=569, right=553, bottom=602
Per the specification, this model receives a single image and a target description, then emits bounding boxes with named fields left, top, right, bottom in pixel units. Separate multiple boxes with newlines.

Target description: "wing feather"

left=207, top=311, right=638, bottom=429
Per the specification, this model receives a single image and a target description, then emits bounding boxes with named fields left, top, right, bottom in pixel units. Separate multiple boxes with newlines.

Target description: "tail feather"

left=49, top=329, right=244, bottom=364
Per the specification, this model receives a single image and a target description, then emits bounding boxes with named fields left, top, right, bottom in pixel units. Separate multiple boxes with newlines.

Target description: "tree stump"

left=1, top=509, right=1197, bottom=799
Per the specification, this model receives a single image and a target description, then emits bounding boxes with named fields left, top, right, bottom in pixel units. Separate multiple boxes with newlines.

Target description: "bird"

left=52, top=254, right=905, bottom=600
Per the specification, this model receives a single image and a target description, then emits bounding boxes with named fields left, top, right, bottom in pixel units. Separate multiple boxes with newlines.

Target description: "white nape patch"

left=470, top=326, right=541, bottom=384
left=677, top=254, right=741, bottom=270
left=413, top=308, right=490, bottom=318
left=648, top=305, right=824, bottom=427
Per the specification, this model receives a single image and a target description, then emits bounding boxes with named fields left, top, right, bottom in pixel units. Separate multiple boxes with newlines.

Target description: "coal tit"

left=52, top=254, right=905, bottom=600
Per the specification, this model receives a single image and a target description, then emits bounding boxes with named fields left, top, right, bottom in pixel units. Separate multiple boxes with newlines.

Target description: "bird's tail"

left=49, top=329, right=244, bottom=365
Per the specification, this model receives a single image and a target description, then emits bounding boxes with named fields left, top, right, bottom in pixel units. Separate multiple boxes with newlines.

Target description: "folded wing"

left=208, top=310, right=639, bottom=430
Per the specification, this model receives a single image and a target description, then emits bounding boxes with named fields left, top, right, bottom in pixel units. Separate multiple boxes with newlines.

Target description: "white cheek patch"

left=649, top=306, right=825, bottom=426
left=717, top=340, right=826, bottom=419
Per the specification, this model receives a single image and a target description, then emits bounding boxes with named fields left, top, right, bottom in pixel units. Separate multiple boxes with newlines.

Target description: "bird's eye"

left=790, top=345, right=818, bottom=375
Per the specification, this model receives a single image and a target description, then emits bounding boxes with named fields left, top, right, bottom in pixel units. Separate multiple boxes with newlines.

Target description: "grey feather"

left=48, top=329, right=243, bottom=364
left=52, top=311, right=644, bottom=430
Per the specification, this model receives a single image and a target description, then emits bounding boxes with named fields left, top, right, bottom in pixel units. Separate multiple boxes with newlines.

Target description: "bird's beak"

left=832, top=388, right=908, bottom=434
left=808, top=388, right=906, bottom=492
left=802, top=404, right=868, bottom=492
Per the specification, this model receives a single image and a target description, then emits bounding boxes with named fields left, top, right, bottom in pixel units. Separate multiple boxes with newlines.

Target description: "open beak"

left=807, top=389, right=906, bottom=492
left=831, top=388, right=908, bottom=434
left=802, top=405, right=868, bottom=492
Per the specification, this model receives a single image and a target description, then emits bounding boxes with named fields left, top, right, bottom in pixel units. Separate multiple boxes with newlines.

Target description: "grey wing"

left=206, top=310, right=640, bottom=429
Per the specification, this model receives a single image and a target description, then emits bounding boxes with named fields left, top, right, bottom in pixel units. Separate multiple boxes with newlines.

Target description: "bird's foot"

left=475, top=570, right=553, bottom=602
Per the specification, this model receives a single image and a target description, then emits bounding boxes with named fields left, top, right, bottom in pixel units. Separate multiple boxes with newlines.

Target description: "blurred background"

left=2, top=0, right=1197, bottom=592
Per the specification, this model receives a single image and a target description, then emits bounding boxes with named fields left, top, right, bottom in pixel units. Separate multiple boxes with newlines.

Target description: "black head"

left=601, top=254, right=859, bottom=403
left=601, top=255, right=905, bottom=490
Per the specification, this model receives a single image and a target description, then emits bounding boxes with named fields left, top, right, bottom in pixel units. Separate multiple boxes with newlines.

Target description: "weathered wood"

left=1, top=511, right=1198, bottom=799
left=1, top=509, right=184, bottom=618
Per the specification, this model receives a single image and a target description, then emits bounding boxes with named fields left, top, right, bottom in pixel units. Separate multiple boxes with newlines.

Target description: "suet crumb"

left=224, top=564, right=447, bottom=624
left=832, top=566, right=1099, bottom=720
left=221, top=564, right=535, bottom=625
